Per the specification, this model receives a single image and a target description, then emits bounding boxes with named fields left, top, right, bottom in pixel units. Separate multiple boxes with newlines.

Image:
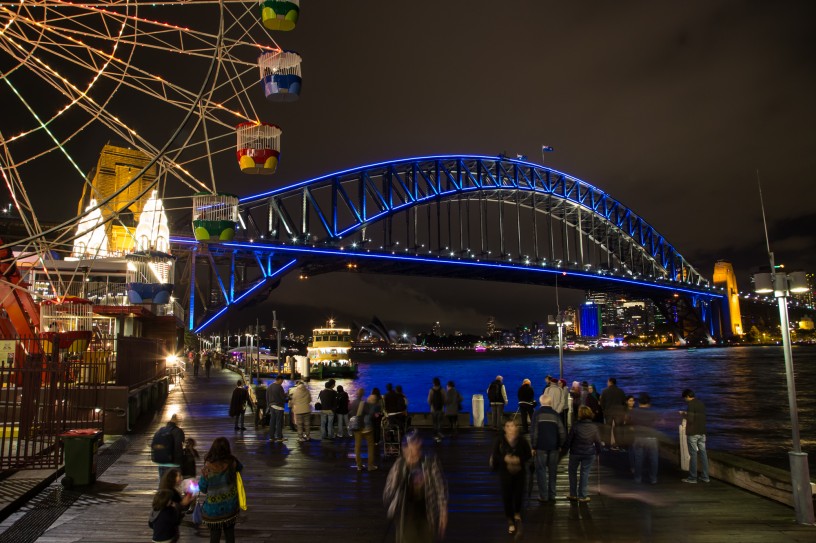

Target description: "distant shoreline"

left=351, top=342, right=812, bottom=362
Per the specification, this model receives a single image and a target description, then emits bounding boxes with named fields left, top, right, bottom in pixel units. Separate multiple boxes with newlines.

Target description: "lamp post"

left=548, top=312, right=572, bottom=380
left=753, top=266, right=814, bottom=525
left=245, top=333, right=254, bottom=384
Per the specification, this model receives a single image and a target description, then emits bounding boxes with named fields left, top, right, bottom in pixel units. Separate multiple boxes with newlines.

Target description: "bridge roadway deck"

left=1, top=367, right=813, bottom=543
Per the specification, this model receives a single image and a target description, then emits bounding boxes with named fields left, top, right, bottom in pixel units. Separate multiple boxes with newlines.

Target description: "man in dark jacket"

left=599, top=377, right=626, bottom=448
left=319, top=379, right=338, bottom=439
left=266, top=375, right=287, bottom=442
left=530, top=394, right=565, bottom=502
left=229, top=379, right=250, bottom=431
left=517, top=379, right=535, bottom=434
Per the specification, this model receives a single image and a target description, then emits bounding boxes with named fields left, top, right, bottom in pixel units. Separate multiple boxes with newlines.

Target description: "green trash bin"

left=60, top=428, right=103, bottom=488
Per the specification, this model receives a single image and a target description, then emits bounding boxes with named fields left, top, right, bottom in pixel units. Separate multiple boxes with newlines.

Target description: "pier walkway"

left=0, top=366, right=813, bottom=542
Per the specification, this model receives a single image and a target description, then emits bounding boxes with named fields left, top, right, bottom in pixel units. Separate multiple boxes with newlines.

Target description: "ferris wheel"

left=0, top=0, right=303, bottom=259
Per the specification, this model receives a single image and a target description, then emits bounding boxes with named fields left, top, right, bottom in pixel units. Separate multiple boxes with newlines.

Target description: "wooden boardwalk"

left=3, top=366, right=814, bottom=542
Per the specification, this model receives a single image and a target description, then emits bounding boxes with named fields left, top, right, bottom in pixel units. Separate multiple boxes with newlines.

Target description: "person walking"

left=151, top=414, right=186, bottom=486
left=384, top=431, right=449, bottom=543
left=318, top=379, right=338, bottom=440
left=266, top=375, right=287, bottom=442
left=680, top=388, right=710, bottom=483
left=531, top=394, right=565, bottom=503
left=290, top=380, right=312, bottom=442
left=384, top=383, right=408, bottom=435
left=444, top=380, right=463, bottom=435
left=335, top=385, right=351, bottom=438
left=198, top=437, right=243, bottom=543
left=371, top=387, right=385, bottom=445
left=228, top=380, right=250, bottom=431
left=204, top=352, right=213, bottom=379
left=427, top=377, right=446, bottom=442
left=600, top=377, right=626, bottom=449
left=517, top=378, right=535, bottom=434
left=490, top=419, right=532, bottom=535
left=349, top=388, right=378, bottom=472
left=487, top=375, right=508, bottom=430
left=630, top=393, right=659, bottom=484
left=193, top=351, right=201, bottom=377
left=563, top=406, right=602, bottom=503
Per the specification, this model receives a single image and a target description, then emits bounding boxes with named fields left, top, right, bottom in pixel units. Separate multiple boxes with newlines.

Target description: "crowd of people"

left=150, top=362, right=710, bottom=542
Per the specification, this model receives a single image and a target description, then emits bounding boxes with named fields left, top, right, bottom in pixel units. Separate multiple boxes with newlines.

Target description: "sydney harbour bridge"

left=170, top=155, right=740, bottom=341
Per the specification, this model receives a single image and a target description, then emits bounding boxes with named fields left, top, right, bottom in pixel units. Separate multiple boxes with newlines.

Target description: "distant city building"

left=579, top=302, right=602, bottom=338
left=792, top=272, right=814, bottom=306
left=585, top=290, right=657, bottom=337
left=486, top=316, right=496, bottom=337
left=432, top=321, right=442, bottom=336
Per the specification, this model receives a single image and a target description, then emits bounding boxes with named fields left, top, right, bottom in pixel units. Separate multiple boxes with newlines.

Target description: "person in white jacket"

left=290, top=381, right=312, bottom=442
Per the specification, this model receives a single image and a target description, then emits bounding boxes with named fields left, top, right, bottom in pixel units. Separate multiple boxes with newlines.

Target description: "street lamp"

left=548, top=312, right=572, bottom=380
left=245, top=333, right=254, bottom=384
left=753, top=267, right=814, bottom=525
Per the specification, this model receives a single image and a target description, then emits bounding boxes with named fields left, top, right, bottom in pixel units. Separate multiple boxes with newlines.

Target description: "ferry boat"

left=307, top=320, right=358, bottom=379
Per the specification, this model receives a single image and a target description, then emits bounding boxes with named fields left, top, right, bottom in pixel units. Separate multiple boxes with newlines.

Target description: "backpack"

left=151, top=426, right=175, bottom=464
left=431, top=388, right=444, bottom=411
left=488, top=381, right=502, bottom=403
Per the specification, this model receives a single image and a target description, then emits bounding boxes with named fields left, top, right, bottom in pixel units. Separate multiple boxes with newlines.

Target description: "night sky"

left=4, top=1, right=816, bottom=335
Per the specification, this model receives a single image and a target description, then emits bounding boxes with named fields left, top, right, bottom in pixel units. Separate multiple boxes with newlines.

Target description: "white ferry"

left=307, top=320, right=358, bottom=379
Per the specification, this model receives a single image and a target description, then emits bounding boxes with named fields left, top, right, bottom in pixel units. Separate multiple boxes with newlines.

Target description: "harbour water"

left=300, top=345, right=816, bottom=475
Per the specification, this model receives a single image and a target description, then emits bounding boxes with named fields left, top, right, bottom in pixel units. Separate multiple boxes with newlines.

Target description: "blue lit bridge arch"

left=172, top=155, right=726, bottom=339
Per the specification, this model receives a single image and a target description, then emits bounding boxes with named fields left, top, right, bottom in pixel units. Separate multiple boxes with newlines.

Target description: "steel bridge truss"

left=175, top=155, right=723, bottom=337
left=240, top=156, right=708, bottom=287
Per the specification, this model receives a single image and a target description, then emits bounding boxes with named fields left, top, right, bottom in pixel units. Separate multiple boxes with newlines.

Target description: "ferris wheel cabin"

left=260, top=50, right=302, bottom=101
left=192, top=193, right=240, bottom=242
left=261, top=0, right=300, bottom=31
left=126, top=251, right=176, bottom=305
left=236, top=122, right=282, bottom=174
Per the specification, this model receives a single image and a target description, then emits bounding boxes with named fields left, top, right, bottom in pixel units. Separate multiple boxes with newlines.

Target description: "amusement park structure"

left=0, top=1, right=303, bottom=470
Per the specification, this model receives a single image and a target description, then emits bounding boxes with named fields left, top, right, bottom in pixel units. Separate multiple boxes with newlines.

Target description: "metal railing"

left=0, top=336, right=107, bottom=471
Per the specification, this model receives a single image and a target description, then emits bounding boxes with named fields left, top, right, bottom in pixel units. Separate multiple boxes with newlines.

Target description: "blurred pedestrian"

left=384, top=431, right=448, bottom=543
left=564, top=406, right=602, bottom=502
left=630, top=393, right=659, bottom=484
left=349, top=388, right=378, bottom=472
left=151, top=414, right=185, bottom=486
left=444, top=380, right=463, bottom=435
left=228, top=379, right=249, bottom=431
left=428, top=377, right=446, bottom=442
left=600, top=377, right=626, bottom=449
left=491, top=420, right=532, bottom=535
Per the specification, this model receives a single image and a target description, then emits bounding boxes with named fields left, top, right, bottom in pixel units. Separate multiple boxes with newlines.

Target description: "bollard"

left=472, top=394, right=485, bottom=427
